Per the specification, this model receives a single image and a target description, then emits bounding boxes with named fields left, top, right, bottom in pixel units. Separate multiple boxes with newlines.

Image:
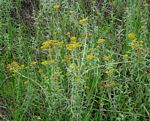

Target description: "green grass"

left=0, top=0, right=150, bottom=121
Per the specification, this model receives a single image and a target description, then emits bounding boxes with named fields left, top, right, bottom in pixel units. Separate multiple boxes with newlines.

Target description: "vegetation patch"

left=0, top=0, right=150, bottom=120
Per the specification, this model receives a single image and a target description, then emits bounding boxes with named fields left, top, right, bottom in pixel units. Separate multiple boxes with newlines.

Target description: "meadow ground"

left=0, top=0, right=150, bottom=121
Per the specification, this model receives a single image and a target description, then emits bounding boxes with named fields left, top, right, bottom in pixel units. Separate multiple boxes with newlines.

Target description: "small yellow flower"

left=96, top=45, right=101, bottom=49
left=103, top=55, right=112, bottom=62
left=140, top=39, right=144, bottom=44
left=53, top=5, right=60, bottom=9
left=53, top=71, right=59, bottom=75
left=64, top=55, right=72, bottom=62
left=81, top=33, right=93, bottom=37
left=66, top=42, right=81, bottom=50
left=41, top=60, right=55, bottom=65
left=86, top=54, right=95, bottom=61
left=97, top=39, right=105, bottom=44
left=129, top=40, right=143, bottom=50
left=41, top=40, right=64, bottom=50
left=128, top=33, right=136, bottom=40
left=30, top=61, right=37, bottom=66
left=21, top=65, right=25, bottom=68
left=7, top=61, right=24, bottom=72
left=143, top=3, right=150, bottom=7
left=79, top=17, right=88, bottom=25
left=41, top=60, right=49, bottom=65
left=66, top=32, right=70, bottom=36
left=70, top=36, right=77, bottom=42
left=88, top=33, right=93, bottom=37
left=105, top=68, right=114, bottom=77
left=41, top=40, right=54, bottom=49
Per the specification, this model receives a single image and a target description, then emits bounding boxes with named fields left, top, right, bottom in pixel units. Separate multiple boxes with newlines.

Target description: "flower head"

left=143, top=3, right=150, bottom=7
left=30, top=61, right=37, bottom=65
left=129, top=40, right=143, bottom=50
left=88, top=33, right=93, bottom=37
left=70, top=36, right=77, bottom=42
left=41, top=60, right=55, bottom=65
left=86, top=54, right=95, bottom=61
left=64, top=55, right=72, bottom=62
left=41, top=40, right=64, bottom=50
left=79, top=17, right=88, bottom=25
left=7, top=61, right=24, bottom=72
left=128, top=33, right=136, bottom=40
left=53, top=5, right=60, bottom=9
left=105, top=68, right=114, bottom=77
left=103, top=55, right=112, bottom=62
left=65, top=32, right=70, bottom=36
left=66, top=42, right=81, bottom=50
left=97, top=39, right=105, bottom=44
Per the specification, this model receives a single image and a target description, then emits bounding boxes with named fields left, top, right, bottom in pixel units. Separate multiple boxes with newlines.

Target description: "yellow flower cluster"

left=64, top=55, right=72, bottom=62
left=66, top=42, right=81, bottom=50
left=70, top=36, right=77, bottom=42
left=105, top=68, right=114, bottom=77
left=41, top=60, right=55, bottom=65
left=53, top=71, right=60, bottom=75
left=97, top=39, right=105, bottom=44
left=86, top=54, right=95, bottom=61
left=79, top=17, right=88, bottom=25
left=7, top=61, right=24, bottom=72
left=103, top=55, right=112, bottom=62
left=53, top=5, right=60, bottom=9
left=88, top=33, right=93, bottom=37
left=129, top=40, right=144, bottom=50
left=81, top=33, right=93, bottom=37
left=30, top=61, right=37, bottom=66
left=128, top=33, right=136, bottom=40
left=41, top=40, right=64, bottom=50
left=143, top=3, right=150, bottom=7
left=65, top=32, right=70, bottom=36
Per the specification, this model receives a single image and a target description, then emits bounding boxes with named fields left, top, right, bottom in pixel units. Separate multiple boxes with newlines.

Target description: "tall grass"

left=0, top=0, right=150, bottom=121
